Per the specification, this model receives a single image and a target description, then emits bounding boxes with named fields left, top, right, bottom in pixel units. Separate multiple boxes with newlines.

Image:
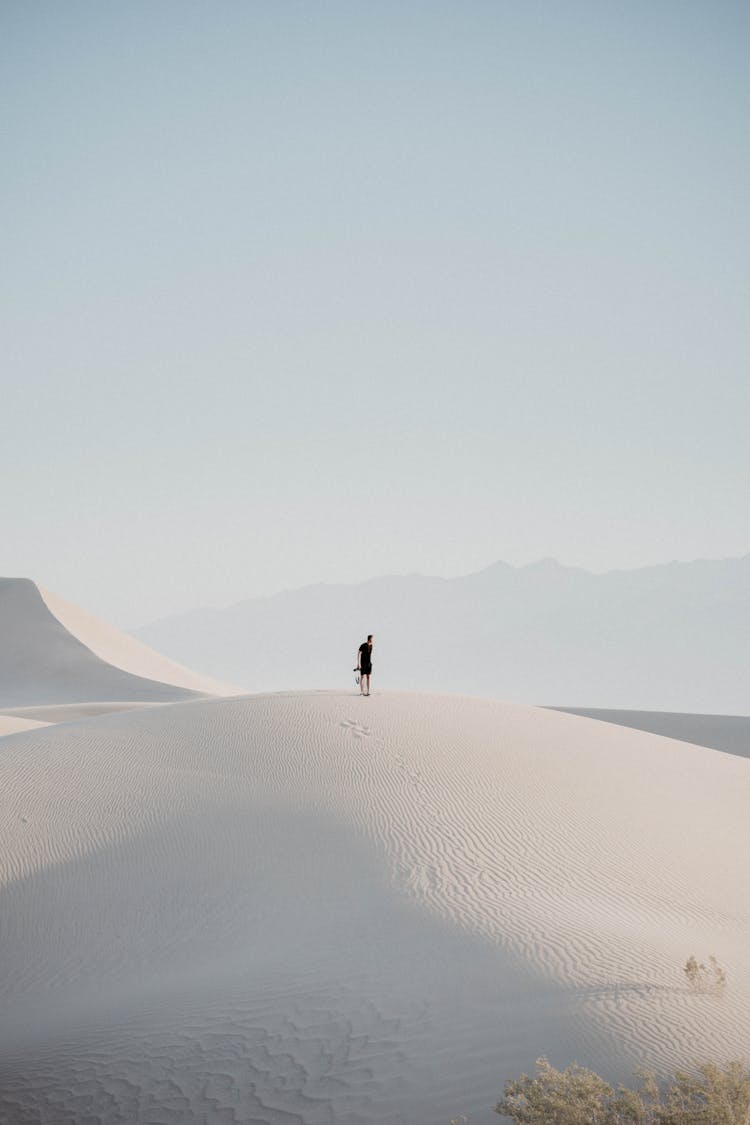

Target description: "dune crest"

left=39, top=584, right=238, bottom=697
left=0, top=577, right=237, bottom=710
left=0, top=713, right=50, bottom=736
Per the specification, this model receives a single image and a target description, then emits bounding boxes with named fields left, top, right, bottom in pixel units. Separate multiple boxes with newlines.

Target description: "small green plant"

left=684, top=955, right=727, bottom=993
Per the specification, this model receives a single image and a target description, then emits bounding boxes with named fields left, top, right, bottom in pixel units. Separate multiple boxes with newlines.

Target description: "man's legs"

left=364, top=673, right=371, bottom=696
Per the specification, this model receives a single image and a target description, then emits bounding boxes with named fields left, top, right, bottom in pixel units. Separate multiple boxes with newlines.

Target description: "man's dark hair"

left=367, top=634, right=373, bottom=641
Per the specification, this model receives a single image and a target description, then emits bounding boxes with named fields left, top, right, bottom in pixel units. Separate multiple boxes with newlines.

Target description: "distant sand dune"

left=0, top=701, right=163, bottom=725
left=0, top=713, right=50, bottom=736
left=0, top=691, right=747, bottom=1124
left=0, top=577, right=236, bottom=709
left=551, top=706, right=750, bottom=759
left=39, top=584, right=237, bottom=696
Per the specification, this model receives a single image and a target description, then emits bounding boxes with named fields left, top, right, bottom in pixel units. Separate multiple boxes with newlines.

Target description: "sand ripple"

left=0, top=692, right=748, bottom=1122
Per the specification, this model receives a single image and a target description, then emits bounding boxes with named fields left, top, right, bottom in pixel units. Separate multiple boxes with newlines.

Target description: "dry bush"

left=494, top=1058, right=750, bottom=1125
left=495, top=1057, right=615, bottom=1124
left=684, top=955, right=727, bottom=993
left=660, top=1062, right=750, bottom=1124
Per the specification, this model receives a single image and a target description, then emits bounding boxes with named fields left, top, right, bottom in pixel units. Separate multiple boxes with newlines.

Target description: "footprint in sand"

left=340, top=719, right=371, bottom=739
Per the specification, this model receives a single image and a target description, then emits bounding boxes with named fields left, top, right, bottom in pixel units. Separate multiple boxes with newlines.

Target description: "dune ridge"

left=0, top=691, right=747, bottom=1124
left=0, top=577, right=236, bottom=709
left=39, top=584, right=237, bottom=697
left=0, top=713, right=50, bottom=736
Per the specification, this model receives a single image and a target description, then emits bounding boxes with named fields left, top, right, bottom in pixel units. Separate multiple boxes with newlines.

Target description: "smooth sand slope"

left=0, top=577, right=236, bottom=710
left=0, top=713, right=50, bottom=736
left=1, top=691, right=748, bottom=1124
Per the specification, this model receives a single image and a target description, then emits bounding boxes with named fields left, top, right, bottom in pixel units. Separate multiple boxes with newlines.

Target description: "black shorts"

left=360, top=665, right=372, bottom=676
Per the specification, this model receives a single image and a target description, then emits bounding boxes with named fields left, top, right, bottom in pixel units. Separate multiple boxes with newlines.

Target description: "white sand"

left=0, top=690, right=748, bottom=1124
left=0, top=577, right=236, bottom=708
left=40, top=584, right=238, bottom=696
left=0, top=713, right=50, bottom=736
left=0, top=701, right=163, bottom=725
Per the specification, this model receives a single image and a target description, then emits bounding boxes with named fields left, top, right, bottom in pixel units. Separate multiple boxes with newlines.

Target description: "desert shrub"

left=495, top=1057, right=614, bottom=1123
left=659, top=1062, right=750, bottom=1124
left=608, top=1071, right=663, bottom=1123
left=494, top=1058, right=750, bottom=1125
left=684, top=955, right=727, bottom=993
left=494, top=1058, right=663, bottom=1124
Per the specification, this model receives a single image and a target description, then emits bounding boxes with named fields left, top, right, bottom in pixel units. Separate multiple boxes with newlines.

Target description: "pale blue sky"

left=2, top=1, right=748, bottom=626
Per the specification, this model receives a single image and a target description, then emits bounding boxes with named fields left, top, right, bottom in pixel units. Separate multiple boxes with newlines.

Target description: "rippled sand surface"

left=1, top=691, right=748, bottom=1123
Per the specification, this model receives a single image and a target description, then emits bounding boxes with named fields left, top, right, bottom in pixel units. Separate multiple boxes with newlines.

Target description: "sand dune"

left=1, top=691, right=748, bottom=1124
left=0, top=713, right=50, bottom=736
left=0, top=577, right=236, bottom=709
left=0, top=701, right=163, bottom=725
left=39, top=584, right=237, bottom=696
left=552, top=706, right=750, bottom=759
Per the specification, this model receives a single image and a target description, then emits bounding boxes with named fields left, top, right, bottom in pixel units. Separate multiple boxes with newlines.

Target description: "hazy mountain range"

left=134, top=555, right=750, bottom=713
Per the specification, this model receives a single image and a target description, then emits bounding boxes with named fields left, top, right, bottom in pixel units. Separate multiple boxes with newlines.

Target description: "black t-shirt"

left=359, top=641, right=372, bottom=669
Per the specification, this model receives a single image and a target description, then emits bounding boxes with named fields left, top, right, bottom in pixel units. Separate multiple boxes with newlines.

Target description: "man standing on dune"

left=357, top=635, right=373, bottom=696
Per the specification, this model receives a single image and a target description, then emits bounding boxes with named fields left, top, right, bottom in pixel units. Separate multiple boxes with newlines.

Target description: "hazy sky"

left=2, top=1, right=749, bottom=627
